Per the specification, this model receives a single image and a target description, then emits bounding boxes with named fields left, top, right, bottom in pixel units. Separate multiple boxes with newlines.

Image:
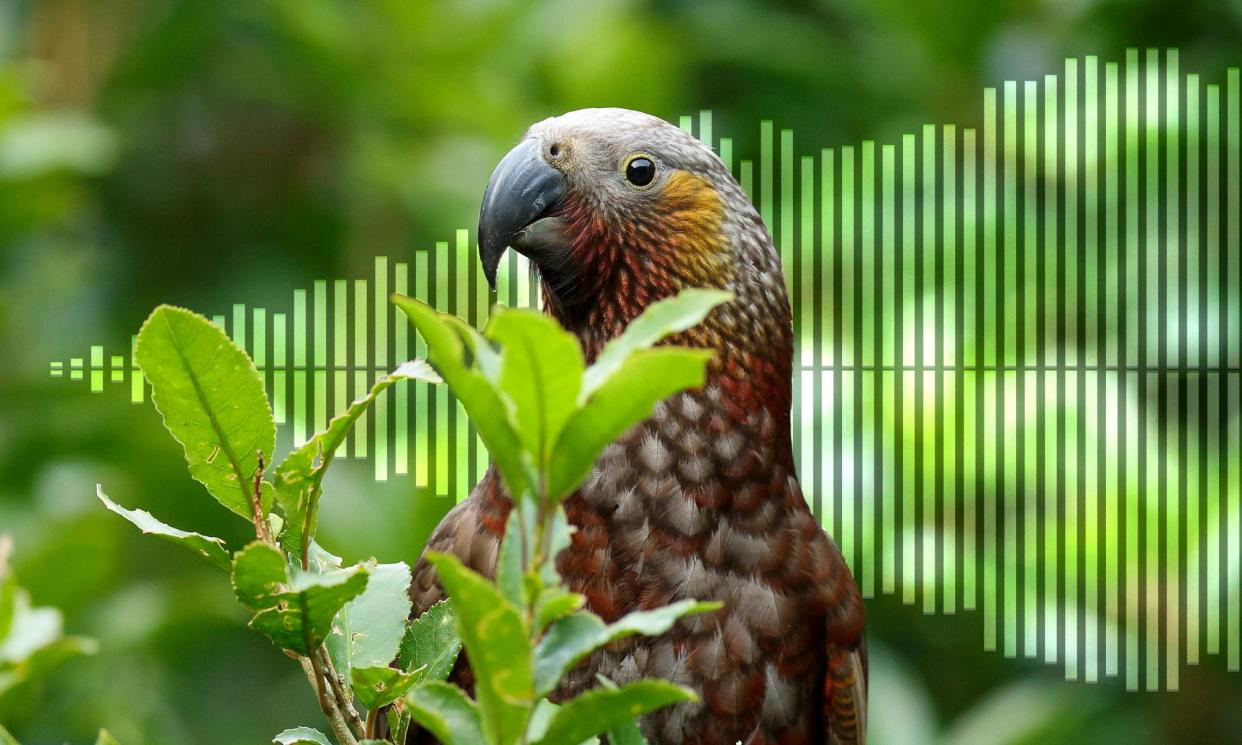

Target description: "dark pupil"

left=626, top=157, right=655, bottom=186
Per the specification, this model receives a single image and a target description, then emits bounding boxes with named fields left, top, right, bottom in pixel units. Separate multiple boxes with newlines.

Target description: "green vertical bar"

left=842, top=145, right=855, bottom=367
left=1084, top=53, right=1101, bottom=683
left=416, top=250, right=430, bottom=487
left=375, top=256, right=390, bottom=481
left=395, top=262, right=409, bottom=476
left=984, top=370, right=998, bottom=650
left=943, top=124, right=957, bottom=615
left=273, top=313, right=287, bottom=425
left=883, top=368, right=897, bottom=594
left=902, top=135, right=916, bottom=605
left=212, top=314, right=225, bottom=330
left=842, top=367, right=856, bottom=574
left=823, top=149, right=836, bottom=367
left=720, top=138, right=733, bottom=175
left=800, top=156, right=816, bottom=524
left=1065, top=368, right=1080, bottom=676
left=1004, top=81, right=1018, bottom=366
left=1044, top=70, right=1061, bottom=666
left=861, top=141, right=876, bottom=599
left=1144, top=48, right=1161, bottom=692
left=435, top=242, right=449, bottom=497
left=984, top=88, right=998, bottom=371
left=1187, top=75, right=1201, bottom=368
left=130, top=335, right=143, bottom=403
left=760, top=121, right=773, bottom=229
left=1127, top=49, right=1141, bottom=367
left=881, top=145, right=896, bottom=595
left=354, top=279, right=368, bottom=458
left=678, top=114, right=692, bottom=134
left=109, top=355, right=123, bottom=383
left=89, top=345, right=103, bottom=392
left=1165, top=48, right=1180, bottom=691
left=252, top=306, right=267, bottom=367
left=903, top=134, right=916, bottom=369
left=781, top=129, right=794, bottom=288
left=1004, top=368, right=1018, bottom=658
left=1229, top=374, right=1242, bottom=672
left=963, top=128, right=977, bottom=610
left=740, top=160, right=754, bottom=203
left=293, top=289, right=307, bottom=447
left=313, top=281, right=326, bottom=434
left=455, top=230, right=470, bottom=498
left=1228, top=69, right=1241, bottom=369
left=920, top=124, right=936, bottom=615
left=334, top=280, right=348, bottom=455
left=1105, top=61, right=1121, bottom=679
left=1126, top=367, right=1140, bottom=689
left=903, top=368, right=917, bottom=605
left=1202, top=80, right=1222, bottom=665
left=1023, top=79, right=1039, bottom=660
left=1185, top=73, right=1201, bottom=666
left=232, top=304, right=246, bottom=352
left=698, top=109, right=712, bottom=148
left=375, top=257, right=388, bottom=367
left=1105, top=369, right=1121, bottom=677
left=314, top=281, right=327, bottom=369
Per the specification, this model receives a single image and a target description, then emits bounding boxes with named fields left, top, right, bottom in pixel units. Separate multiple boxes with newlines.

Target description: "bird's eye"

left=625, top=156, right=656, bottom=187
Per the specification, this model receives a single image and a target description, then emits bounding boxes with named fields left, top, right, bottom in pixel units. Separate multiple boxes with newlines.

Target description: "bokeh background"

left=2, top=0, right=1242, bottom=743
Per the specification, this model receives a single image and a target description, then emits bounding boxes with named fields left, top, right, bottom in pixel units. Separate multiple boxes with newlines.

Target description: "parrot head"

left=478, top=108, right=786, bottom=356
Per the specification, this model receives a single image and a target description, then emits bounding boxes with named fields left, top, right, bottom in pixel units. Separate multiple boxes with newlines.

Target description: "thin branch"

left=302, top=655, right=358, bottom=745
left=250, top=450, right=274, bottom=545
left=317, top=646, right=367, bottom=738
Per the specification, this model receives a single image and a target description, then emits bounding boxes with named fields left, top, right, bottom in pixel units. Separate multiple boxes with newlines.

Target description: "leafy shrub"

left=74, top=288, right=728, bottom=745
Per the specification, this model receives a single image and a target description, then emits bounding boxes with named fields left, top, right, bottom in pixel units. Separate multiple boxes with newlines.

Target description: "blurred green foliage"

left=2, top=0, right=1242, bottom=743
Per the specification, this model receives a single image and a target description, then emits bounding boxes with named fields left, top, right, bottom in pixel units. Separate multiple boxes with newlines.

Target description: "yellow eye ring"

left=623, top=154, right=657, bottom=188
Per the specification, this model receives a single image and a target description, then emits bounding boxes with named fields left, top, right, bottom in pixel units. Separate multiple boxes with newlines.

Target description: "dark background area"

left=1, top=1, right=1241, bottom=742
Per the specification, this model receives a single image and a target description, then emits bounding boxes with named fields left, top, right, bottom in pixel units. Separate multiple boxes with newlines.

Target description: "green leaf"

left=351, top=665, right=423, bottom=710
left=249, top=565, right=370, bottom=655
left=486, top=309, right=585, bottom=465
left=398, top=599, right=461, bottom=682
left=496, top=506, right=526, bottom=605
left=580, top=288, right=731, bottom=399
left=549, top=347, right=713, bottom=499
left=532, top=612, right=606, bottom=696
left=94, top=730, right=122, bottom=745
left=231, top=542, right=289, bottom=611
left=605, top=718, right=648, bottom=745
left=96, top=485, right=230, bottom=570
left=0, top=583, right=98, bottom=701
left=534, top=588, right=584, bottom=632
left=327, top=561, right=412, bottom=685
left=394, top=295, right=532, bottom=500
left=426, top=552, right=532, bottom=744
left=533, top=601, right=719, bottom=696
left=405, top=681, right=486, bottom=745
left=272, top=727, right=331, bottom=745
left=274, top=361, right=440, bottom=557
left=603, top=601, right=722, bottom=640
left=136, top=305, right=276, bottom=520
left=532, top=680, right=697, bottom=745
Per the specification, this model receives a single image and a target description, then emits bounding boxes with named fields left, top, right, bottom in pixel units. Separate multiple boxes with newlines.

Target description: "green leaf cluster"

left=94, top=289, right=727, bottom=744
left=392, top=289, right=731, bottom=745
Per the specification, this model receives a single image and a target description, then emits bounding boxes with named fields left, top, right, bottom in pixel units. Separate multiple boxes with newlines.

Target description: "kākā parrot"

left=407, top=108, right=867, bottom=745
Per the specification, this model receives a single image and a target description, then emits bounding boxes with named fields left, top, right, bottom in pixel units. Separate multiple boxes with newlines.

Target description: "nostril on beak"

left=549, top=143, right=561, bottom=157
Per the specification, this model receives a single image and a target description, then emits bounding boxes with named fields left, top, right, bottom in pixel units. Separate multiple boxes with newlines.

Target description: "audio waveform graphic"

left=49, top=50, right=1242, bottom=693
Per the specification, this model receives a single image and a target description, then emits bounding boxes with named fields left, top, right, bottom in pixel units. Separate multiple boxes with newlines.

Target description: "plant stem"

left=303, top=655, right=359, bottom=745
left=250, top=450, right=274, bottom=545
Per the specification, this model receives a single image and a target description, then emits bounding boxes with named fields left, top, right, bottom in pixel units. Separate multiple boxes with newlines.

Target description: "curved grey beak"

left=478, top=138, right=569, bottom=290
